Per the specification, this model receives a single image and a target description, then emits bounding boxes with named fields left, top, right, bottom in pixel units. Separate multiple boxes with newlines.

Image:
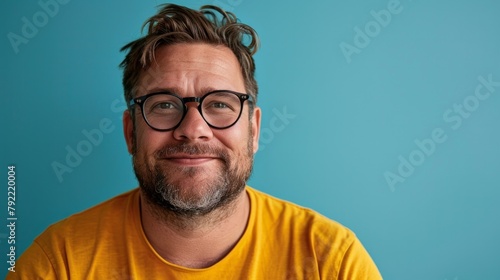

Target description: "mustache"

left=154, top=143, right=230, bottom=160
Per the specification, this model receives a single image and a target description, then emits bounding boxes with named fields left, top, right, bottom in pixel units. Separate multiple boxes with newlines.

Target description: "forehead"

left=137, top=43, right=245, bottom=95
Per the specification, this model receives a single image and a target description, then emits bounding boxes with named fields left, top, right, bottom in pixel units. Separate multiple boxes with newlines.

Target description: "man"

left=9, top=4, right=382, bottom=279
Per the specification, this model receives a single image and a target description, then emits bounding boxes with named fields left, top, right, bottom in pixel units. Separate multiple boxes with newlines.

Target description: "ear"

left=251, top=106, right=261, bottom=154
left=123, top=110, right=135, bottom=154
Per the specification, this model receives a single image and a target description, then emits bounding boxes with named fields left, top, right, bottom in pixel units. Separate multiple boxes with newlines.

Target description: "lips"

left=154, top=143, right=229, bottom=166
left=163, top=154, right=219, bottom=165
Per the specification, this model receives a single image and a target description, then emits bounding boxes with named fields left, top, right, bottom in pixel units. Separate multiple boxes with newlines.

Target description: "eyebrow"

left=146, top=87, right=223, bottom=96
left=146, top=87, right=180, bottom=94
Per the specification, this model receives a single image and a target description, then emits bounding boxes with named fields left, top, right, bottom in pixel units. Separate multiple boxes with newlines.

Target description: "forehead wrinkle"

left=156, top=58, right=239, bottom=76
left=143, top=69, right=227, bottom=95
left=137, top=43, right=244, bottom=97
left=143, top=66, right=240, bottom=95
left=155, top=44, right=241, bottom=72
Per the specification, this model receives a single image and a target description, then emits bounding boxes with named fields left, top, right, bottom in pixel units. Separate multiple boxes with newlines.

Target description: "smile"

left=164, top=155, right=219, bottom=166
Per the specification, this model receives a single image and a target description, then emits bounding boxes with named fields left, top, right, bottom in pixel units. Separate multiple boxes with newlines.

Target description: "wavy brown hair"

left=119, top=4, right=260, bottom=108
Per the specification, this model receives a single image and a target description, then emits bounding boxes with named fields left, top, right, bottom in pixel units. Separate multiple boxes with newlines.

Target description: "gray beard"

left=133, top=141, right=253, bottom=219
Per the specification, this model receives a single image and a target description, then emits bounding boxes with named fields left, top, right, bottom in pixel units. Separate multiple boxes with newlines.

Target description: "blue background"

left=2, top=0, right=499, bottom=279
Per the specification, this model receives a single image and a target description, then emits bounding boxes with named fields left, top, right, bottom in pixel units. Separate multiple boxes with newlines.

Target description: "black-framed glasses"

left=129, top=90, right=254, bottom=131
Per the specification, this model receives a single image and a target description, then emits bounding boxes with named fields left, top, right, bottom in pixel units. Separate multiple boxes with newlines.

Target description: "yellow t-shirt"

left=7, top=187, right=382, bottom=279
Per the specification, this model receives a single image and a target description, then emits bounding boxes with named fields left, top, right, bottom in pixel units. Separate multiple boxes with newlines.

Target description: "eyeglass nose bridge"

left=181, top=96, right=204, bottom=112
left=182, top=96, right=202, bottom=104
left=176, top=96, right=207, bottom=127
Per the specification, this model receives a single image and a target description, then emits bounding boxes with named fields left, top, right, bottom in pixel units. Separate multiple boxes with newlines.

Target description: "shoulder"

left=13, top=188, right=141, bottom=278
left=35, top=188, right=140, bottom=248
left=49, top=188, right=138, bottom=227
left=247, top=186, right=355, bottom=247
left=246, top=187, right=382, bottom=279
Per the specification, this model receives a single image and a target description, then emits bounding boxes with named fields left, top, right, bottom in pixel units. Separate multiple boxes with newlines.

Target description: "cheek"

left=214, top=123, right=252, bottom=155
left=135, top=125, right=169, bottom=156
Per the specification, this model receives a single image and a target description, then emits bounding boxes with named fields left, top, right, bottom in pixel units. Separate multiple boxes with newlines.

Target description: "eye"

left=211, top=102, right=229, bottom=109
left=149, top=101, right=181, bottom=115
left=154, top=102, right=175, bottom=109
left=204, top=100, right=236, bottom=112
left=202, top=92, right=241, bottom=115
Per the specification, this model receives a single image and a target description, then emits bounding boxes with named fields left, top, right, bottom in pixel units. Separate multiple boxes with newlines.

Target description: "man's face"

left=123, top=43, right=261, bottom=216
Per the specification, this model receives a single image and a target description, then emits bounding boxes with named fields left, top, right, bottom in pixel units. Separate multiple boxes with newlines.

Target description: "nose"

left=172, top=104, right=213, bottom=141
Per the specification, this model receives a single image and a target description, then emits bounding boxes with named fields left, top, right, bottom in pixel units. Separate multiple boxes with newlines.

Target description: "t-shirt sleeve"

left=5, top=241, right=58, bottom=280
left=336, top=236, right=383, bottom=280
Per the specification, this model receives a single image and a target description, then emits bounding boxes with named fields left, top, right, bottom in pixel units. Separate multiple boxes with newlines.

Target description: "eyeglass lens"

left=142, top=91, right=243, bottom=130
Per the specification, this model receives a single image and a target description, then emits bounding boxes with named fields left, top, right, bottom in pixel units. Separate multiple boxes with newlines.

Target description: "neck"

left=139, top=188, right=250, bottom=268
